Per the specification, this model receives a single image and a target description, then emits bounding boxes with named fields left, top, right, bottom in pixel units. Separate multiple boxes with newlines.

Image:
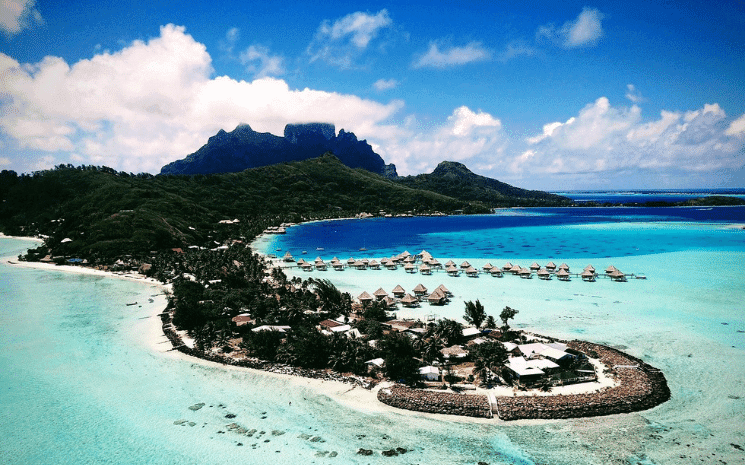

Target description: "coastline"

left=3, top=232, right=671, bottom=423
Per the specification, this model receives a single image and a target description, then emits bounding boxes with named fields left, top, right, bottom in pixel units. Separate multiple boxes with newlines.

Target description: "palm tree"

left=416, top=334, right=445, bottom=365
left=463, top=299, right=486, bottom=329
left=432, top=318, right=463, bottom=346
left=471, top=340, right=508, bottom=385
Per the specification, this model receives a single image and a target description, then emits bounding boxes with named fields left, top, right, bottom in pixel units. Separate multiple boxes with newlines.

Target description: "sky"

left=1, top=0, right=744, bottom=189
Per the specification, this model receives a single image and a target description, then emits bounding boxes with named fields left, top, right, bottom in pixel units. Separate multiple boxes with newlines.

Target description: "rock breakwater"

left=377, top=385, right=493, bottom=418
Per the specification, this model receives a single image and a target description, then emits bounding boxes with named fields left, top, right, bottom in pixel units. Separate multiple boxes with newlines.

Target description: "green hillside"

left=396, top=161, right=572, bottom=207
left=0, top=154, right=486, bottom=264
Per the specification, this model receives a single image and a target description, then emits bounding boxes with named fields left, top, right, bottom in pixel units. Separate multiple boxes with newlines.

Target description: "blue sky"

left=1, top=0, right=744, bottom=189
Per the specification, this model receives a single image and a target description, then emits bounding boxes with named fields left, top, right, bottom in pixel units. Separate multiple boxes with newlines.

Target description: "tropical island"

left=0, top=122, right=694, bottom=421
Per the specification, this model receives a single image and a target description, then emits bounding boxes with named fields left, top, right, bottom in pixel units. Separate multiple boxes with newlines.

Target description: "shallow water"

left=3, top=206, right=745, bottom=464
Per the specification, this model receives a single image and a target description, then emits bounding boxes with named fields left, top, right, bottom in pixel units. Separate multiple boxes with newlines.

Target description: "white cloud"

left=378, top=106, right=505, bottom=175
left=0, top=156, right=10, bottom=166
left=0, top=0, right=42, bottom=37
left=239, top=45, right=285, bottom=78
left=412, top=41, right=491, bottom=69
left=517, top=97, right=744, bottom=182
left=726, top=114, right=745, bottom=137
left=625, top=84, right=644, bottom=103
left=537, top=7, right=604, bottom=48
left=307, top=10, right=392, bottom=68
left=498, top=40, right=537, bottom=62
left=0, top=24, right=403, bottom=173
left=373, top=78, right=398, bottom=91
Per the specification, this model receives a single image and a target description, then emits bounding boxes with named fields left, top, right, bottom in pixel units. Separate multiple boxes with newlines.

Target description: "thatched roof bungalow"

left=282, top=251, right=294, bottom=262
left=400, top=293, right=419, bottom=308
left=502, top=262, right=513, bottom=271
left=556, top=269, right=570, bottom=281
left=392, top=285, right=406, bottom=298
left=460, top=261, right=471, bottom=269
left=412, top=283, right=428, bottom=296
left=465, top=266, right=479, bottom=277
left=537, top=268, right=551, bottom=280
left=581, top=269, right=595, bottom=281
left=490, top=268, right=503, bottom=277
left=358, top=291, right=374, bottom=304
left=530, top=262, right=541, bottom=271
left=419, top=264, right=432, bottom=275
left=510, top=264, right=522, bottom=275
left=436, top=284, right=452, bottom=296
left=446, top=265, right=460, bottom=276
left=427, top=290, right=446, bottom=305
left=369, top=260, right=380, bottom=270
left=546, top=261, right=557, bottom=271
left=609, top=269, right=626, bottom=282
left=373, top=287, right=389, bottom=300
left=404, top=263, right=416, bottom=273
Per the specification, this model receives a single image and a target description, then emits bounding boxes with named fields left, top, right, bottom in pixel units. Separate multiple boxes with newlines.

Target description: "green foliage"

left=363, top=300, right=388, bottom=321
left=242, top=329, right=284, bottom=361
left=471, top=340, right=509, bottom=383
left=427, top=318, right=463, bottom=346
left=277, top=326, right=331, bottom=369
left=499, top=306, right=519, bottom=331
left=354, top=319, right=384, bottom=340
left=381, top=332, right=420, bottom=385
left=463, top=299, right=486, bottom=328
left=485, top=315, right=497, bottom=329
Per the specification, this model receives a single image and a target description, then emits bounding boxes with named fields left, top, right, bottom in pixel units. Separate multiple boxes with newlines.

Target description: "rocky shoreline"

left=377, top=385, right=493, bottom=418
left=160, top=310, right=374, bottom=389
left=377, top=340, right=670, bottom=421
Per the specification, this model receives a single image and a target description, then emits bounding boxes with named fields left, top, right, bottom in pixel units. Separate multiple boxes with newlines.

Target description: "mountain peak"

left=160, top=122, right=387, bottom=176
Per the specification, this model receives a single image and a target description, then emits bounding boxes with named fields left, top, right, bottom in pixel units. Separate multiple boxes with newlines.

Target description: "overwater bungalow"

left=361, top=258, right=370, bottom=265
left=384, top=296, right=397, bottom=308
left=427, top=290, right=447, bottom=305
left=605, top=265, right=618, bottom=274
left=332, top=262, right=345, bottom=271
left=369, top=260, right=380, bottom=270
left=420, top=264, right=432, bottom=275
left=401, top=251, right=412, bottom=258
left=556, top=269, right=570, bottom=281
left=373, top=287, right=389, bottom=300
left=490, top=268, right=503, bottom=277
left=519, top=267, right=533, bottom=279
left=510, top=264, right=522, bottom=275
left=315, top=261, right=327, bottom=271
left=460, top=261, right=471, bottom=269
left=446, top=265, right=460, bottom=277
left=581, top=269, right=595, bottom=281
left=296, top=258, right=307, bottom=266
left=429, top=259, right=442, bottom=269
left=546, top=262, right=557, bottom=271
left=301, top=263, right=313, bottom=272
left=282, top=251, right=294, bottom=262
left=354, top=260, right=368, bottom=270
left=502, top=262, right=513, bottom=271
left=445, top=260, right=456, bottom=268
left=385, top=261, right=398, bottom=270
left=404, top=255, right=417, bottom=264
left=482, top=263, right=494, bottom=272
left=436, top=284, right=452, bottom=296
left=404, top=263, right=417, bottom=273
left=392, top=285, right=406, bottom=298
left=609, top=269, right=626, bottom=282
left=559, top=263, right=570, bottom=272
left=466, top=266, right=479, bottom=277
left=347, top=257, right=356, bottom=266
left=530, top=262, right=541, bottom=271
left=420, top=250, right=432, bottom=260
left=400, top=293, right=419, bottom=308
left=584, top=264, right=595, bottom=273
left=412, top=283, right=428, bottom=297
left=358, top=291, right=374, bottom=305
left=537, top=268, right=551, bottom=280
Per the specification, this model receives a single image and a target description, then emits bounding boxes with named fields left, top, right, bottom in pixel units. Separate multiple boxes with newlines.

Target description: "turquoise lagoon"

left=3, top=206, right=745, bottom=464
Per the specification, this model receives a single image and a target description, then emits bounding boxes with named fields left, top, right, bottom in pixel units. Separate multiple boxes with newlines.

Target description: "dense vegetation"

left=0, top=155, right=492, bottom=264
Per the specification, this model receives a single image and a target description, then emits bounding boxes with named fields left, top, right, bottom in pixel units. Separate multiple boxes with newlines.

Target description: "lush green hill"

left=0, top=155, right=485, bottom=263
left=396, top=161, right=572, bottom=207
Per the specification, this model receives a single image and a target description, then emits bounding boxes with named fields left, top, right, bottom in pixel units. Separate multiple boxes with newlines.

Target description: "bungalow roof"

left=412, top=283, right=428, bottom=293
left=373, top=287, right=388, bottom=297
left=358, top=291, right=373, bottom=301
left=392, top=284, right=406, bottom=294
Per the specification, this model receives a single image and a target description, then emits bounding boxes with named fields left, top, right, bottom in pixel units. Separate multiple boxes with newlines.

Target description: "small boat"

left=635, top=274, right=647, bottom=280
left=276, top=248, right=282, bottom=251
left=302, top=251, right=307, bottom=254
left=316, top=247, right=324, bottom=251
left=359, top=247, right=367, bottom=251
left=126, top=302, right=138, bottom=306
